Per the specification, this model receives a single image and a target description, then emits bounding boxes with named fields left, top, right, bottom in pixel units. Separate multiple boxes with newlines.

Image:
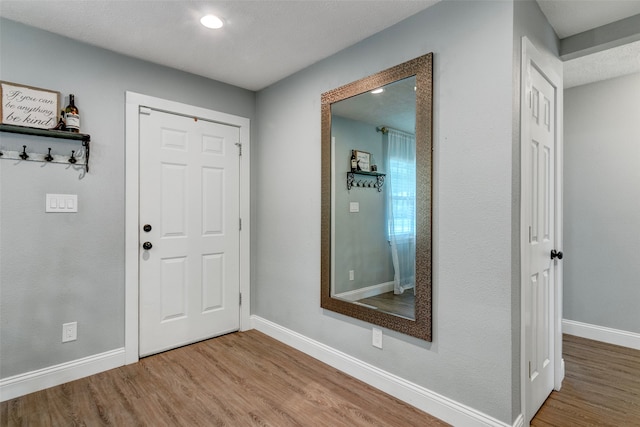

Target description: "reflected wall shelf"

left=0, top=124, right=90, bottom=172
left=347, top=170, right=385, bottom=192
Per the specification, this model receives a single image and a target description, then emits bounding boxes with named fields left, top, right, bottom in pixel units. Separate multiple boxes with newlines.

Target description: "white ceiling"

left=1, top=1, right=639, bottom=91
left=536, top=0, right=640, bottom=38
left=563, top=39, right=640, bottom=88
left=0, top=0, right=439, bottom=91
left=332, top=76, right=417, bottom=133
left=536, top=0, right=640, bottom=88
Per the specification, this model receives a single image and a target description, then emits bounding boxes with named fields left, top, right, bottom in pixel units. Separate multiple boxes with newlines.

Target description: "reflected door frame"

left=124, top=92, right=251, bottom=364
left=520, top=37, right=565, bottom=423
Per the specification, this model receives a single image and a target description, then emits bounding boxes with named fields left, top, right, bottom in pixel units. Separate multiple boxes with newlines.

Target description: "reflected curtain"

left=385, top=128, right=416, bottom=295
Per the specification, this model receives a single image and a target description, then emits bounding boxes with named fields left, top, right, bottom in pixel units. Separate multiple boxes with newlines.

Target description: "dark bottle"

left=64, top=94, right=80, bottom=133
left=350, top=150, right=357, bottom=172
left=51, top=110, right=66, bottom=131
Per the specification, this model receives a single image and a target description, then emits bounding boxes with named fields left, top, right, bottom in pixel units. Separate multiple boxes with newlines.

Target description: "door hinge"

left=140, top=106, right=152, bottom=115
left=239, top=218, right=242, bottom=231
left=235, top=142, right=242, bottom=156
left=529, top=226, right=532, bottom=243
left=239, top=292, right=242, bottom=306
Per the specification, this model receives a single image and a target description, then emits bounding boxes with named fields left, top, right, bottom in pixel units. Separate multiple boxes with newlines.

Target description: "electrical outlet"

left=62, top=322, right=77, bottom=343
left=349, top=270, right=354, bottom=281
left=372, top=327, right=383, bottom=349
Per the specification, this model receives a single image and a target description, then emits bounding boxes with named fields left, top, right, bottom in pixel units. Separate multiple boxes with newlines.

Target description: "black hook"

left=44, top=148, right=53, bottom=162
left=19, top=145, right=29, bottom=160
left=68, top=150, right=77, bottom=164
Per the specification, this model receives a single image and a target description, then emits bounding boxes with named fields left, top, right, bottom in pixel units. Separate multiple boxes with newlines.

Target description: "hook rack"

left=0, top=124, right=90, bottom=172
left=346, top=171, right=385, bottom=192
left=19, top=145, right=29, bottom=160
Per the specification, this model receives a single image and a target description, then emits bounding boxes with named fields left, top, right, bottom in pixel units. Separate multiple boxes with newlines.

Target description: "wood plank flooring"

left=3, top=331, right=638, bottom=426
left=1, top=330, right=449, bottom=426
left=357, top=291, right=415, bottom=319
left=531, top=334, right=640, bottom=426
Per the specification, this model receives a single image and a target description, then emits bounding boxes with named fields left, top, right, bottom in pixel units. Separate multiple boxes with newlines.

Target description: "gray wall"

left=0, top=1, right=567, bottom=424
left=332, top=116, right=393, bottom=294
left=563, top=72, right=640, bottom=333
left=0, top=18, right=256, bottom=378
left=256, top=1, right=518, bottom=423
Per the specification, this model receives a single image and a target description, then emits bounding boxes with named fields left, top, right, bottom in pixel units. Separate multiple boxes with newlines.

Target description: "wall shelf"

left=347, top=170, right=385, bottom=192
left=0, top=124, right=90, bottom=172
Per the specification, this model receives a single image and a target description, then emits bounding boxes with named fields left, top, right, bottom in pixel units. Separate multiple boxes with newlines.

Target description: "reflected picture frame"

left=355, top=150, right=370, bottom=172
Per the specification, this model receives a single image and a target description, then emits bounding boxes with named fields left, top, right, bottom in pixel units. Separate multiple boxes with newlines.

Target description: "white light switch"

left=46, top=194, right=78, bottom=213
left=349, top=202, right=360, bottom=213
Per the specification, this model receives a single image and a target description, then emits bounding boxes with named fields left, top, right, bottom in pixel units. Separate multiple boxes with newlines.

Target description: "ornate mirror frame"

left=321, top=53, right=433, bottom=341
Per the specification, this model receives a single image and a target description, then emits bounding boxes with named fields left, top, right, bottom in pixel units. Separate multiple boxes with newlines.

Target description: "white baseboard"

left=0, top=348, right=125, bottom=402
left=251, top=315, right=519, bottom=427
left=512, top=414, right=524, bottom=427
left=562, top=319, right=640, bottom=350
left=334, top=281, right=394, bottom=302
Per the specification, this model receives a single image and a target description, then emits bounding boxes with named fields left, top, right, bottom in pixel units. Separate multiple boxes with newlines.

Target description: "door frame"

left=124, top=92, right=251, bottom=364
left=520, top=37, right=564, bottom=423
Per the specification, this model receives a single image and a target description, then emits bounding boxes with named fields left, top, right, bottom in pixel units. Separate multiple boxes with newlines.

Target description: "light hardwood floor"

left=3, top=331, right=638, bottom=426
left=357, top=291, right=415, bottom=319
left=1, top=330, right=449, bottom=426
left=531, top=334, right=640, bottom=426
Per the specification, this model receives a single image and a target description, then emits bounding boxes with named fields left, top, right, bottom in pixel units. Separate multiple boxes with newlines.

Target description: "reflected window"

left=385, top=129, right=416, bottom=240
left=384, top=128, right=416, bottom=295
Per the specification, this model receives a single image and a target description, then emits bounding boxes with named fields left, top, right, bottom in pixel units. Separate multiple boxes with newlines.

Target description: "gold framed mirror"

left=321, top=53, right=433, bottom=341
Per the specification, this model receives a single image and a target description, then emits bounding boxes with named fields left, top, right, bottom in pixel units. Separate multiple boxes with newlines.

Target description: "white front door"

left=525, top=64, right=558, bottom=419
left=139, top=108, right=240, bottom=357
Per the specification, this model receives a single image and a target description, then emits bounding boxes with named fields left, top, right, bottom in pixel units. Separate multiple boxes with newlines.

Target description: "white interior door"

left=139, top=108, right=240, bottom=357
left=525, top=64, right=558, bottom=420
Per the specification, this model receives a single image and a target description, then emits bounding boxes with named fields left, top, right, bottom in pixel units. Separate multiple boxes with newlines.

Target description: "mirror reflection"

left=320, top=53, right=432, bottom=341
left=331, top=77, right=417, bottom=319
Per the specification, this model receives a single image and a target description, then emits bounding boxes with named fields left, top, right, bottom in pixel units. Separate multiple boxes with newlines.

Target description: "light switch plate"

left=349, top=202, right=360, bottom=213
left=46, top=194, right=78, bottom=213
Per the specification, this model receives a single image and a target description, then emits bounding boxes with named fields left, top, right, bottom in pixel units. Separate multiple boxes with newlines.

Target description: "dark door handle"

left=143, top=242, right=153, bottom=250
left=550, top=250, right=563, bottom=260
left=143, top=224, right=152, bottom=232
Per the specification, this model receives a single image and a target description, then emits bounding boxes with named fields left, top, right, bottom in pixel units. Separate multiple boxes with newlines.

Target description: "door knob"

left=143, top=242, right=153, bottom=250
left=550, top=250, right=563, bottom=260
left=143, top=224, right=152, bottom=232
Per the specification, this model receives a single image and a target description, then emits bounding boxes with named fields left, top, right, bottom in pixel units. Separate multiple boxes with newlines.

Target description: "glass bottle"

left=64, top=94, right=80, bottom=133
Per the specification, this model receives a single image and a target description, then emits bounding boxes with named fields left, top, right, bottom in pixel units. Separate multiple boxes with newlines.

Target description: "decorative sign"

left=1, top=81, right=60, bottom=129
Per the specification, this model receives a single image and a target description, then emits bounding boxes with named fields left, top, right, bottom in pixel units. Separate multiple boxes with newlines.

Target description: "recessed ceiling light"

left=201, top=14, right=224, bottom=29
left=371, top=88, right=384, bottom=94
